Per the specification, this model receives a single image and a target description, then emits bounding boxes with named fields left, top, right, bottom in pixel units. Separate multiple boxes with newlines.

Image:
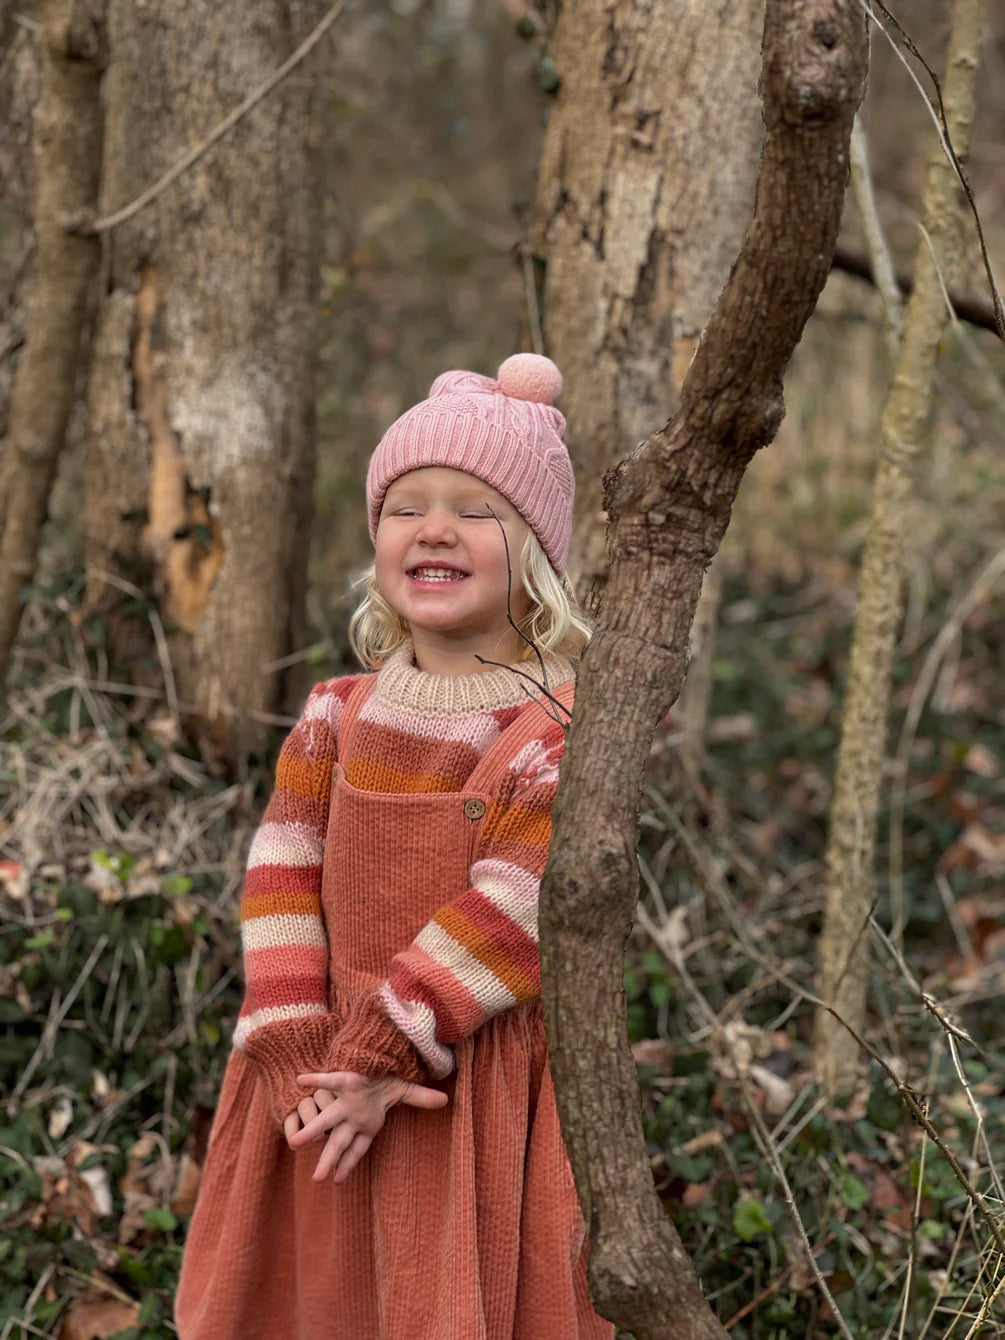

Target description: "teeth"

left=411, top=568, right=465, bottom=581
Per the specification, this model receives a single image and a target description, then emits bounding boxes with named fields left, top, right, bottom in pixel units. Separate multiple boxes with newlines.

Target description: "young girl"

left=175, top=354, right=614, bottom=1339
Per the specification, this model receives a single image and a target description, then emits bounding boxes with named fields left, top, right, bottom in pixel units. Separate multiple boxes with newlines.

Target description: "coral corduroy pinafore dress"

left=175, top=675, right=613, bottom=1340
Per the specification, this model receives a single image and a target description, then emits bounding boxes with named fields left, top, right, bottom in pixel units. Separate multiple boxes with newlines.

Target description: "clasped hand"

left=285, top=1071, right=448, bottom=1183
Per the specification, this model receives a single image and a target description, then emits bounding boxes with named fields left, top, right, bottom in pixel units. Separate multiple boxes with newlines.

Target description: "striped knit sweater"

left=235, top=644, right=574, bottom=1122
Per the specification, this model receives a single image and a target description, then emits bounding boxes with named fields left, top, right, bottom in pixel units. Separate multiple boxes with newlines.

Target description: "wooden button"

left=463, top=798, right=486, bottom=821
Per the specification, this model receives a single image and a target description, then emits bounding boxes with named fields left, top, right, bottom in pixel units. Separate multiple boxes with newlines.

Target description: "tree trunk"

left=538, top=2, right=868, bottom=1334
left=813, top=0, right=982, bottom=1098
left=82, top=0, right=323, bottom=766
left=531, top=0, right=765, bottom=601
left=0, top=0, right=104, bottom=676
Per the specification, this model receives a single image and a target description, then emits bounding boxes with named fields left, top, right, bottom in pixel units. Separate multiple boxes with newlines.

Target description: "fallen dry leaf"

left=631, top=1038, right=676, bottom=1073
left=749, top=1062, right=795, bottom=1116
left=963, top=743, right=998, bottom=778
left=681, top=1181, right=710, bottom=1208
left=59, top=1294, right=140, bottom=1340
left=48, top=1094, right=73, bottom=1140
left=171, top=1151, right=202, bottom=1216
left=0, top=859, right=29, bottom=899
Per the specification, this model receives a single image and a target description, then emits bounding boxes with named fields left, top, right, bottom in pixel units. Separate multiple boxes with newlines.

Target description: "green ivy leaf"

left=837, top=1172, right=870, bottom=1211
left=733, top=1197, right=774, bottom=1242
left=143, top=1208, right=177, bottom=1233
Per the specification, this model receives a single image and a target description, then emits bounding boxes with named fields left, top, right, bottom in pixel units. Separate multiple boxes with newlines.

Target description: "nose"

left=416, top=509, right=457, bottom=546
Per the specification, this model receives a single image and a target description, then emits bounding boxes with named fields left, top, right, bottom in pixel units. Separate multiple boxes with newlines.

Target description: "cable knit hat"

left=366, top=353, right=573, bottom=573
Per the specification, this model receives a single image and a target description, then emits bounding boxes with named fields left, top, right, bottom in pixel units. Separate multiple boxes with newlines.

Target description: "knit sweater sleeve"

left=233, top=675, right=361, bottom=1122
left=325, top=718, right=566, bottom=1083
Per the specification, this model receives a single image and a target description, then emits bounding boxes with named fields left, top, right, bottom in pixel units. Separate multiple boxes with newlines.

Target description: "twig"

left=888, top=548, right=1005, bottom=941
left=848, top=116, right=903, bottom=353
left=0, top=1262, right=54, bottom=1340
left=665, top=933, right=856, bottom=1339
left=858, top=0, right=1004, bottom=340
left=473, top=508, right=571, bottom=727
left=961, top=1266, right=1005, bottom=1340
left=80, top=0, right=351, bottom=236
left=737, top=940, right=1005, bottom=1262
left=721, top=1237, right=836, bottom=1331
left=88, top=569, right=180, bottom=735
left=13, top=935, right=109, bottom=1099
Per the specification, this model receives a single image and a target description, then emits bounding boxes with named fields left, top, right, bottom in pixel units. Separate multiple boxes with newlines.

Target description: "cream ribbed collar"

left=374, top=642, right=574, bottom=717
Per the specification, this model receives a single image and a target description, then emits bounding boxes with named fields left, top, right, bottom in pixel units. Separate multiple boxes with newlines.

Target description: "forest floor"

left=2, top=533, right=1003, bottom=1340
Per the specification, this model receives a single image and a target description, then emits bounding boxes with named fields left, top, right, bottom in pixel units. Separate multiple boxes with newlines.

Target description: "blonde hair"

left=349, top=531, right=593, bottom=670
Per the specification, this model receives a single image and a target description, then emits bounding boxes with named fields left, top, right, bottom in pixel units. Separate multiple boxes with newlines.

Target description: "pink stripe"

left=244, top=863, right=322, bottom=898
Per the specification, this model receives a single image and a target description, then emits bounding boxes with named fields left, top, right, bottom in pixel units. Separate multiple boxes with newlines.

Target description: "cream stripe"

left=242, top=914, right=327, bottom=952
left=470, top=863, right=540, bottom=938
left=247, top=821, right=323, bottom=869
left=411, top=922, right=519, bottom=1013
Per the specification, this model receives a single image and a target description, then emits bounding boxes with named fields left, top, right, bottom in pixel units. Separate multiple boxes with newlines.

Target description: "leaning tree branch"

left=831, top=244, right=1002, bottom=336
left=538, top=2, right=868, bottom=1337
left=0, top=0, right=105, bottom=679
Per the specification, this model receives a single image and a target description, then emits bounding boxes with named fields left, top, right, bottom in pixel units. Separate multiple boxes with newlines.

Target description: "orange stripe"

left=345, top=758, right=460, bottom=795
left=483, top=799, right=552, bottom=849
left=241, top=890, right=322, bottom=919
left=435, top=903, right=537, bottom=1001
left=272, top=754, right=319, bottom=800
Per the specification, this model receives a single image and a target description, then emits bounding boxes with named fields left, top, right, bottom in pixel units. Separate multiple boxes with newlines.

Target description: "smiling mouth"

left=408, top=567, right=469, bottom=582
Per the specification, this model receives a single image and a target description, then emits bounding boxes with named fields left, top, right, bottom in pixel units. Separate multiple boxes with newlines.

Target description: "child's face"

left=375, top=467, right=532, bottom=661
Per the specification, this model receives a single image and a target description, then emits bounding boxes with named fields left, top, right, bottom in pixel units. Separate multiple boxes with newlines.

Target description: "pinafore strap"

left=465, top=677, right=574, bottom=796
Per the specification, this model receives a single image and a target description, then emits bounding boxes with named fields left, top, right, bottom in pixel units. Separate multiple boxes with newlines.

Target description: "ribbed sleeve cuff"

left=325, top=995, right=428, bottom=1084
left=240, top=1013, right=340, bottom=1124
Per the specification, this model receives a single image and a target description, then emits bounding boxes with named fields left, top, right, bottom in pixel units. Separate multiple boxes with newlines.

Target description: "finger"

left=297, top=1072, right=346, bottom=1089
left=298, top=1096, right=319, bottom=1125
left=397, top=1083, right=449, bottom=1110
left=313, top=1122, right=357, bottom=1182
left=283, top=1111, right=301, bottom=1145
left=289, top=1103, right=344, bottom=1146
left=314, top=1088, right=337, bottom=1109
left=333, top=1132, right=372, bottom=1185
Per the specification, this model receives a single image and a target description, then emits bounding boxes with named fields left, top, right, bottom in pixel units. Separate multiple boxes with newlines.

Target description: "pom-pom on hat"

left=366, top=353, right=574, bottom=573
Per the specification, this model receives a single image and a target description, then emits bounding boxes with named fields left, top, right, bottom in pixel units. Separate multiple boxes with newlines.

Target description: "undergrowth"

left=1, top=560, right=1003, bottom=1338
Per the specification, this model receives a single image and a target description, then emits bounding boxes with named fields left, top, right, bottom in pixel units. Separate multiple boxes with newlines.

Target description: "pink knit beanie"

left=366, top=353, right=573, bottom=573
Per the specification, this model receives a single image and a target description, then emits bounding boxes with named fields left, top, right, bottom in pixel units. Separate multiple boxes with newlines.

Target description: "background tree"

left=530, top=0, right=765, bottom=767
left=538, top=1, right=868, bottom=1333
left=80, top=0, right=325, bottom=766
left=814, top=0, right=985, bottom=1096
left=0, top=0, right=103, bottom=674
left=531, top=0, right=765, bottom=599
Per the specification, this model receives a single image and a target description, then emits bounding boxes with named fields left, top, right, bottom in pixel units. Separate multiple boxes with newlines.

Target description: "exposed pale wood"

left=538, top=2, right=869, bottom=1333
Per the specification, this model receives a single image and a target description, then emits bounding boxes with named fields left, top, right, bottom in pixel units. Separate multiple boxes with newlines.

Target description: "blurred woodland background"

left=1, top=0, right=1004, bottom=1336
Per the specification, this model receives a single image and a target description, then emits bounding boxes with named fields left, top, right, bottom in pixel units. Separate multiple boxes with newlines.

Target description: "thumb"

left=398, top=1082, right=449, bottom=1110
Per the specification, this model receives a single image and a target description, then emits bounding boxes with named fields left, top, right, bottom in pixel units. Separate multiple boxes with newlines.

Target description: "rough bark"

left=0, top=0, right=104, bottom=676
left=538, top=2, right=868, bottom=1335
left=814, top=0, right=981, bottom=1098
left=82, top=0, right=323, bottom=766
left=531, top=0, right=766, bottom=600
